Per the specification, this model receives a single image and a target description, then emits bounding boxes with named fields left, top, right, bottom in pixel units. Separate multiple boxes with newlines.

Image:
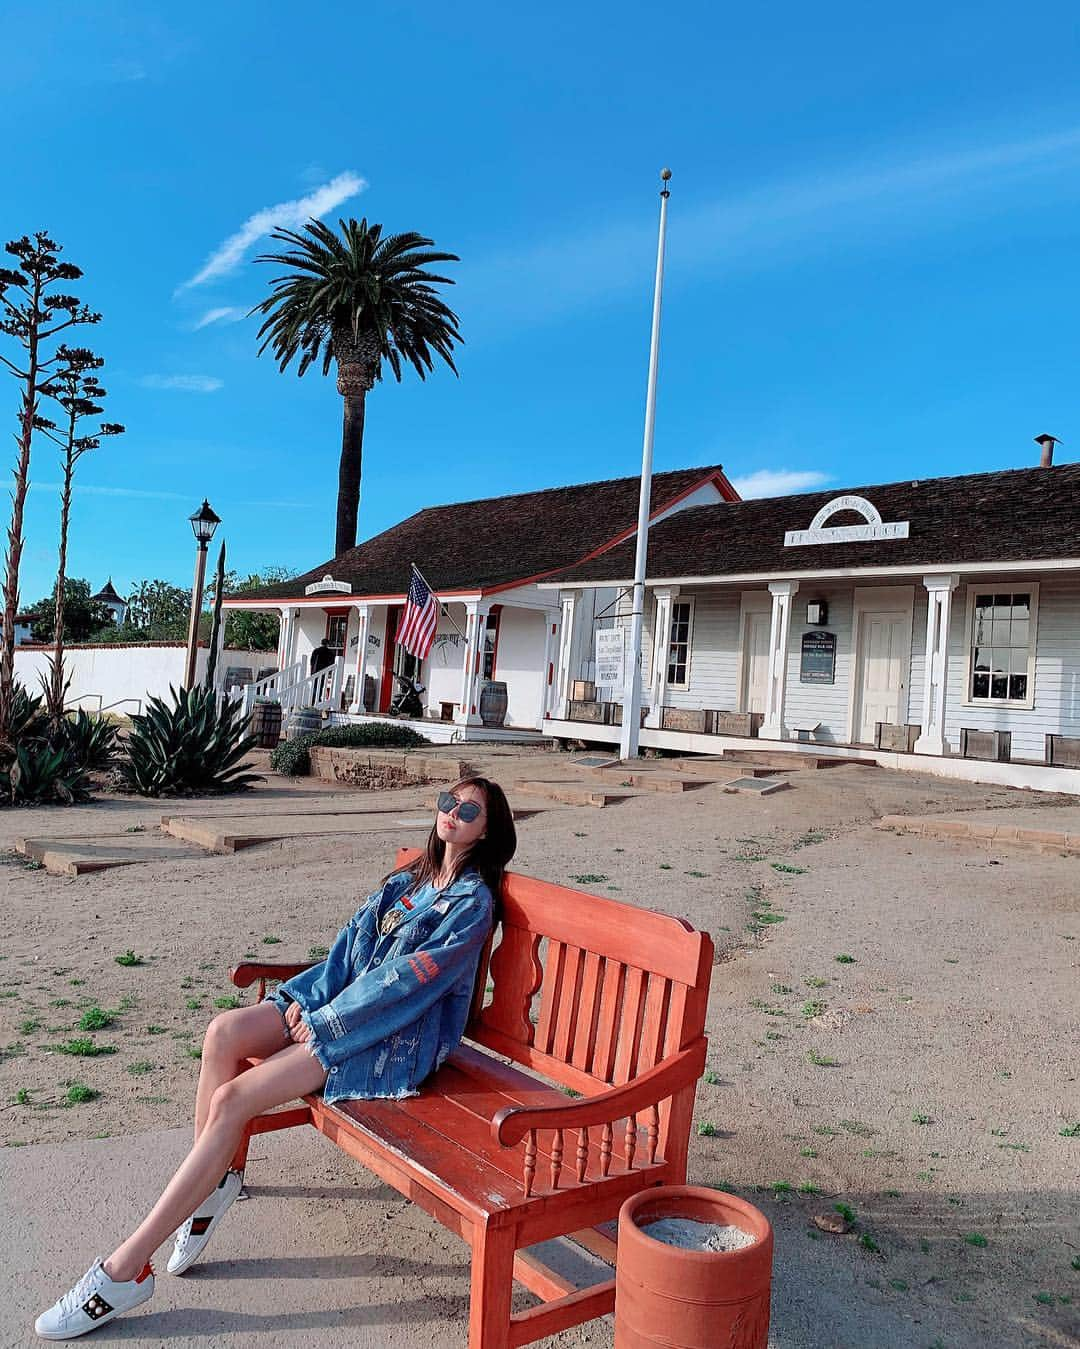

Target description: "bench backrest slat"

left=395, top=849, right=713, bottom=1163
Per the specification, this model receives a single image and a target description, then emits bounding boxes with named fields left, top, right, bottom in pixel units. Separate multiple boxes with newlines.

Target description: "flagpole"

left=409, top=561, right=468, bottom=640
left=620, top=167, right=672, bottom=761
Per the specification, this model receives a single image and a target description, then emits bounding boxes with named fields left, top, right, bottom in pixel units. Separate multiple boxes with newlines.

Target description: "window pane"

left=973, top=647, right=989, bottom=672
left=1010, top=619, right=1028, bottom=649
left=991, top=619, right=1012, bottom=646
left=972, top=672, right=989, bottom=698
left=994, top=593, right=1011, bottom=613
left=991, top=672, right=1008, bottom=699
left=1009, top=673, right=1028, bottom=700
left=1012, top=594, right=1030, bottom=619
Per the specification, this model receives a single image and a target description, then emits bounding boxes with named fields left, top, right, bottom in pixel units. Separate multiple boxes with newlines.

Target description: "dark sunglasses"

left=437, top=791, right=483, bottom=823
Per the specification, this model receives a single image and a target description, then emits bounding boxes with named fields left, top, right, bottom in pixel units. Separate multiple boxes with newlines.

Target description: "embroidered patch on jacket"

left=408, top=952, right=440, bottom=985
left=381, top=966, right=400, bottom=987
left=433, top=899, right=450, bottom=914
left=321, top=1005, right=346, bottom=1040
left=373, top=1047, right=389, bottom=1078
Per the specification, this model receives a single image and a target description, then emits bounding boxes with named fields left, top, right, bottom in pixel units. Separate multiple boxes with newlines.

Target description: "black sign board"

left=800, top=630, right=836, bottom=684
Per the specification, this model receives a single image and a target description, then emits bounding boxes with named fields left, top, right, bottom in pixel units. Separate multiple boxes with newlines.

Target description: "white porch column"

left=760, top=581, right=799, bottom=741
left=454, top=600, right=490, bottom=727
left=347, top=604, right=371, bottom=713
left=644, top=587, right=679, bottom=729
left=276, top=607, right=291, bottom=670
left=554, top=591, right=578, bottom=719
left=914, top=574, right=960, bottom=756
left=538, top=607, right=560, bottom=726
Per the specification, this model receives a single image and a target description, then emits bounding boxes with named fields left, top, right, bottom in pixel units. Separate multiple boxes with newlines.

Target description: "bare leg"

left=104, top=1042, right=327, bottom=1281
left=193, top=1002, right=289, bottom=1140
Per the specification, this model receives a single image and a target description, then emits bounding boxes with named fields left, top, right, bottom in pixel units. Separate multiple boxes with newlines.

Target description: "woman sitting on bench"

left=36, top=775, right=516, bottom=1341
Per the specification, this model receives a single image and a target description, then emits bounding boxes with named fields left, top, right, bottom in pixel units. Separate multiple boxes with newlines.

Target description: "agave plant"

left=117, top=686, right=262, bottom=797
left=53, top=708, right=118, bottom=773
left=9, top=739, right=92, bottom=804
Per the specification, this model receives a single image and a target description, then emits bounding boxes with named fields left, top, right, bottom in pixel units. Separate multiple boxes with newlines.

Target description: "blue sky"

left=5, top=0, right=1080, bottom=603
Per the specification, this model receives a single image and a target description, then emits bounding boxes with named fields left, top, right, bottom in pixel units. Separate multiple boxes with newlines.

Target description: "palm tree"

left=252, top=217, right=461, bottom=555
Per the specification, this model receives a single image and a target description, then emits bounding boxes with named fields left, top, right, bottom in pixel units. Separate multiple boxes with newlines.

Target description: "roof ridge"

left=406, top=463, right=726, bottom=515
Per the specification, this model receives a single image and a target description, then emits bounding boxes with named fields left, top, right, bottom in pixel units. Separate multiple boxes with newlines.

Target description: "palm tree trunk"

left=334, top=361, right=372, bottom=556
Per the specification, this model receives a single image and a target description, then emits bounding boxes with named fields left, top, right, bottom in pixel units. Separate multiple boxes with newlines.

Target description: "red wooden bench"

left=230, top=848, right=713, bottom=1348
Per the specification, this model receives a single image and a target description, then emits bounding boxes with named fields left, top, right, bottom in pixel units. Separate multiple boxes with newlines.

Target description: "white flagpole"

left=620, top=168, right=672, bottom=761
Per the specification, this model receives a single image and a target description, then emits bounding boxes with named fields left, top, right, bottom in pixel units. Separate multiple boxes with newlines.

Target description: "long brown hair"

left=384, top=775, right=516, bottom=911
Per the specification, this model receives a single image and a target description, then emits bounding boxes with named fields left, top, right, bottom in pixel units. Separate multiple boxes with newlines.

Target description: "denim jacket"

left=267, top=868, right=493, bottom=1105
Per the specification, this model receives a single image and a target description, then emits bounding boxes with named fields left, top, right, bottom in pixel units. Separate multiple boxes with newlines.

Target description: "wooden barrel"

left=287, top=707, right=323, bottom=739
left=615, top=1187, right=773, bottom=1347
left=251, top=700, right=283, bottom=749
left=478, top=679, right=508, bottom=728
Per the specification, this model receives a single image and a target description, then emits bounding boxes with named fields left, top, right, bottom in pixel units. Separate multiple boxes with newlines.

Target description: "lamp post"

left=620, top=168, right=672, bottom=761
left=184, top=499, right=221, bottom=689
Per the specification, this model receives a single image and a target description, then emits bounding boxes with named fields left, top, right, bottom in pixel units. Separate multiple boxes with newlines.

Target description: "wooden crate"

left=960, top=728, right=1011, bottom=761
left=606, top=702, right=649, bottom=727
left=661, top=707, right=708, bottom=734
left=570, top=680, right=596, bottom=702
left=1046, top=734, right=1080, bottom=768
left=707, top=710, right=762, bottom=737
left=875, top=722, right=920, bottom=753
left=569, top=700, right=608, bottom=724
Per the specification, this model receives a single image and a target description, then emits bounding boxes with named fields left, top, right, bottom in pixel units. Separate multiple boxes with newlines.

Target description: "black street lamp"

left=184, top=499, right=221, bottom=689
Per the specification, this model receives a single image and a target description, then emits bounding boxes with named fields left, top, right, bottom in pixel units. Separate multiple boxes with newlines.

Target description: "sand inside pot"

left=642, top=1217, right=756, bottom=1252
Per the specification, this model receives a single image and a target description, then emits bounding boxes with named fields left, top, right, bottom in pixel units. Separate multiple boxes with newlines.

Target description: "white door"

left=855, top=612, right=909, bottom=743
left=743, top=611, right=772, bottom=714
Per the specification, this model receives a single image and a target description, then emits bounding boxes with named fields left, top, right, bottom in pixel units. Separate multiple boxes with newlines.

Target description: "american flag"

left=395, top=567, right=439, bottom=659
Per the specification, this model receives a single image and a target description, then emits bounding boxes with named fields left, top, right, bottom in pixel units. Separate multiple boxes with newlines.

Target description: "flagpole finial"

left=660, top=167, right=672, bottom=198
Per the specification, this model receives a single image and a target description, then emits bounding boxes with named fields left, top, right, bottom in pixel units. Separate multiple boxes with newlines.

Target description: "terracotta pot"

left=615, top=1186, right=773, bottom=1348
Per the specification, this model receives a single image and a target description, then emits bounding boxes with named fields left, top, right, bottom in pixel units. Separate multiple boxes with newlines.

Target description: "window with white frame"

left=968, top=588, right=1038, bottom=705
left=666, top=599, right=694, bottom=687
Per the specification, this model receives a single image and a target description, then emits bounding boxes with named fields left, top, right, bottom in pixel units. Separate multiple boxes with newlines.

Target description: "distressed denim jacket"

left=267, top=868, right=492, bottom=1105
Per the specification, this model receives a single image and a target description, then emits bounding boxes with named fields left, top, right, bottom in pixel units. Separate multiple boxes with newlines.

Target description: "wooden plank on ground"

left=15, top=836, right=204, bottom=877
left=512, top=781, right=614, bottom=808
left=160, top=811, right=434, bottom=854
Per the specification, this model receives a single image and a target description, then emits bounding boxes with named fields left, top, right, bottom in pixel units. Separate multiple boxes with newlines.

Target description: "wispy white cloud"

left=468, top=124, right=1080, bottom=321
left=730, top=469, right=830, bottom=499
left=32, top=481, right=315, bottom=509
left=139, top=374, right=224, bottom=393
left=192, top=306, right=245, bottom=330
left=177, top=170, right=366, bottom=292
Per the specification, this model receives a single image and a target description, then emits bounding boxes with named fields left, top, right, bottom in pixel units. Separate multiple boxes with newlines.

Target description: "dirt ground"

left=1, top=748, right=1078, bottom=1349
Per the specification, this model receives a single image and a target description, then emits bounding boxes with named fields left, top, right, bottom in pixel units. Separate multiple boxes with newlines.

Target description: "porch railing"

left=234, top=657, right=344, bottom=718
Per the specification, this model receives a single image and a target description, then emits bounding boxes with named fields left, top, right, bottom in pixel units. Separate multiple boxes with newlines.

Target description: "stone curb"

left=876, top=814, right=1080, bottom=854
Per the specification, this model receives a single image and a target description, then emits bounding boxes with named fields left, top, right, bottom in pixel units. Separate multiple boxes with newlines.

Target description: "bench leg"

left=469, top=1222, right=515, bottom=1349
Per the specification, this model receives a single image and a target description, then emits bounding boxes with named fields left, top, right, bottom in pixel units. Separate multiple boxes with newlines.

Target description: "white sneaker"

left=35, top=1258, right=154, bottom=1340
left=166, top=1168, right=244, bottom=1275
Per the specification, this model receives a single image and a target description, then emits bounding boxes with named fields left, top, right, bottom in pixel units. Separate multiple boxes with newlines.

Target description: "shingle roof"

left=550, top=462, right=1080, bottom=584
left=234, top=465, right=730, bottom=601
left=92, top=579, right=123, bottom=603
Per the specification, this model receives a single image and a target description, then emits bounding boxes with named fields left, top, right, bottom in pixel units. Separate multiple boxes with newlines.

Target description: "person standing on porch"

left=309, top=638, right=334, bottom=676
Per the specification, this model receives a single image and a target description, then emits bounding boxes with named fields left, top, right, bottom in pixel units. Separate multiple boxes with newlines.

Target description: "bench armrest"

left=491, top=1038, right=708, bottom=1146
left=229, top=961, right=317, bottom=990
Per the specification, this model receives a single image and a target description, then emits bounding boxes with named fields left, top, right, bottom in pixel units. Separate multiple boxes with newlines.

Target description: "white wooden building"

left=541, top=455, right=1080, bottom=793
left=222, top=465, right=738, bottom=740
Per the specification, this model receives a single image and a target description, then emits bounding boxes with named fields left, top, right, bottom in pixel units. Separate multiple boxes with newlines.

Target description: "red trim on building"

left=379, top=606, right=400, bottom=713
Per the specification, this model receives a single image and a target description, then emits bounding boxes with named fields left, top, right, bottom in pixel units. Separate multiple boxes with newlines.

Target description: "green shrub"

left=117, top=686, right=262, bottom=797
left=269, top=721, right=429, bottom=776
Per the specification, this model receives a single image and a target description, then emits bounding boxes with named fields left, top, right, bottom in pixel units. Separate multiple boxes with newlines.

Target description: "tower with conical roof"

left=92, top=579, right=127, bottom=626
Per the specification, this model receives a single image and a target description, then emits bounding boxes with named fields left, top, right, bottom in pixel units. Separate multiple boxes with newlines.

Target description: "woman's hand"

left=284, top=1001, right=312, bottom=1044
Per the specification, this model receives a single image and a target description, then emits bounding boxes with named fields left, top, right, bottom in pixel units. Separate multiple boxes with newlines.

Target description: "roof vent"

left=1034, top=433, right=1060, bottom=468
